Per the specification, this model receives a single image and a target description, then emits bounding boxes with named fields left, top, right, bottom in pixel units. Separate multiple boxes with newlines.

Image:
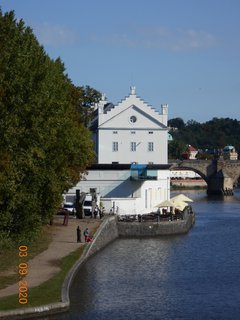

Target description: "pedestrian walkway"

left=0, top=216, right=101, bottom=298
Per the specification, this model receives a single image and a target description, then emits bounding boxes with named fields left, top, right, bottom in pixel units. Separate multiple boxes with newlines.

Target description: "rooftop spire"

left=130, top=86, right=136, bottom=95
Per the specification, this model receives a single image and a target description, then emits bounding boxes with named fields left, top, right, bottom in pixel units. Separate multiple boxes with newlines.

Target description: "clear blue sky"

left=1, top=0, right=240, bottom=122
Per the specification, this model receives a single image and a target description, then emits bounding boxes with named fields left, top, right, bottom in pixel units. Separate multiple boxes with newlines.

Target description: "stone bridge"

left=169, top=159, right=240, bottom=195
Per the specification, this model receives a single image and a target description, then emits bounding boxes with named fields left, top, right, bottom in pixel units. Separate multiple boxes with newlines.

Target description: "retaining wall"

left=62, top=216, right=119, bottom=306
left=117, top=212, right=195, bottom=237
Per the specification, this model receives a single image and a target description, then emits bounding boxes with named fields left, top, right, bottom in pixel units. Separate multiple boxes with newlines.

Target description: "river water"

left=47, top=189, right=240, bottom=320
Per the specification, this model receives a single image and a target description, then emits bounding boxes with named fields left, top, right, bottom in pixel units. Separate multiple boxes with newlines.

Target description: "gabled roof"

left=99, top=103, right=167, bottom=129
left=98, top=86, right=167, bottom=129
left=90, top=87, right=168, bottom=131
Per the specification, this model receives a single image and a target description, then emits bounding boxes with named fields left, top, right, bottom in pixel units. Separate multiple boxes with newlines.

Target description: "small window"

left=131, top=142, right=136, bottom=152
left=129, top=115, right=137, bottom=123
left=131, top=131, right=136, bottom=134
left=148, top=142, right=154, bottom=152
left=113, top=131, right=118, bottom=134
left=148, top=131, right=153, bottom=134
left=113, top=142, right=118, bottom=152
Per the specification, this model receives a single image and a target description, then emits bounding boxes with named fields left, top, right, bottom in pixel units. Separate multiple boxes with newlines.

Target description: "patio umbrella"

left=172, top=200, right=188, bottom=211
left=171, top=194, right=193, bottom=203
left=156, top=199, right=175, bottom=208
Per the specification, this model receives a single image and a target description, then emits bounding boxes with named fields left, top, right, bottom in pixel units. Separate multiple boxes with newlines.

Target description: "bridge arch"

left=170, top=165, right=208, bottom=183
left=169, top=159, right=240, bottom=195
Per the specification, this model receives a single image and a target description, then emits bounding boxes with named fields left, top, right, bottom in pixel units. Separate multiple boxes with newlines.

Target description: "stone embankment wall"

left=84, top=216, right=119, bottom=259
left=62, top=216, right=119, bottom=304
left=171, top=179, right=207, bottom=188
left=117, top=212, right=195, bottom=237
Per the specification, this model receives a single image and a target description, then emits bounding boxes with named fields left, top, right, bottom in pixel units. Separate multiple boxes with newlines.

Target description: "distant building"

left=170, top=169, right=207, bottom=188
left=181, top=145, right=198, bottom=160
left=171, top=169, right=201, bottom=180
left=223, top=146, right=238, bottom=160
left=188, top=145, right=198, bottom=160
left=168, top=132, right=173, bottom=141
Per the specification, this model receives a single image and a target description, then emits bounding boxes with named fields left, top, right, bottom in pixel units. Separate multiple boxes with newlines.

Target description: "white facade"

left=93, top=86, right=168, bottom=165
left=66, top=166, right=170, bottom=215
left=64, top=87, right=171, bottom=215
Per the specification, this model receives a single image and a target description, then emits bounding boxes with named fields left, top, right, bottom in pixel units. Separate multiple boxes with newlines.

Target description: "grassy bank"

left=0, top=226, right=52, bottom=290
left=0, top=246, right=84, bottom=311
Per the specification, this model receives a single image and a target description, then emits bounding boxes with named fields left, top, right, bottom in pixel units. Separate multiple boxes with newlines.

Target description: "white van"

left=83, top=193, right=100, bottom=217
left=62, top=194, right=76, bottom=214
left=83, top=194, right=93, bottom=216
left=63, top=202, right=76, bottom=214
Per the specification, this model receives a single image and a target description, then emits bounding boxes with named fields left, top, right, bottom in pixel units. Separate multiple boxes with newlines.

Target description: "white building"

left=223, top=145, right=238, bottom=160
left=92, top=86, right=168, bottom=165
left=170, top=169, right=202, bottom=180
left=67, top=163, right=170, bottom=215
left=66, top=87, right=171, bottom=215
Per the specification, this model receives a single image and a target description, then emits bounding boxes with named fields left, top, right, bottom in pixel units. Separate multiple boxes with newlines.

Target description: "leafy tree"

left=0, top=10, right=97, bottom=244
left=168, top=117, right=185, bottom=130
left=72, top=85, right=101, bottom=126
left=168, top=140, right=186, bottom=159
left=169, top=116, right=240, bottom=158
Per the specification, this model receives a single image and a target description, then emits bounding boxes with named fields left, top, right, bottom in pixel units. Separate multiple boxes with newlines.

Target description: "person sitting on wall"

left=86, top=235, right=93, bottom=242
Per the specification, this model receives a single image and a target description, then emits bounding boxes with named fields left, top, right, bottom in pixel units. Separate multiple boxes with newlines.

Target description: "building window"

left=148, top=142, right=154, bottom=152
left=113, top=142, right=118, bottom=152
left=148, top=131, right=153, bottom=134
left=131, top=131, right=136, bottom=134
left=131, top=142, right=136, bottom=152
left=145, top=189, right=148, bottom=208
left=129, top=115, right=137, bottom=123
left=113, top=131, right=118, bottom=134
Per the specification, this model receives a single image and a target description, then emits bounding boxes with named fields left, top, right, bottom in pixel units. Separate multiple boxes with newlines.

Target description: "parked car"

left=63, top=202, right=76, bottom=214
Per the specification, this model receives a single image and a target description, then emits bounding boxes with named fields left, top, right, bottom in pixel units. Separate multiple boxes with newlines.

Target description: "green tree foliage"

left=75, top=85, right=101, bottom=126
left=168, top=117, right=240, bottom=159
left=168, top=117, right=185, bottom=130
left=0, top=10, right=97, bottom=243
left=168, top=140, right=186, bottom=159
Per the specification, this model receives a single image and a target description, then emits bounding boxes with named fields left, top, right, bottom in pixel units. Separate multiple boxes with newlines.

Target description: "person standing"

left=63, top=209, right=69, bottom=226
left=83, top=228, right=89, bottom=242
left=94, top=206, right=98, bottom=219
left=77, top=226, right=81, bottom=242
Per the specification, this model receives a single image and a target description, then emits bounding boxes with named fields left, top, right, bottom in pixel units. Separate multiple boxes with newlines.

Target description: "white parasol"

left=156, top=199, right=175, bottom=208
left=173, top=200, right=188, bottom=211
left=171, top=194, right=193, bottom=203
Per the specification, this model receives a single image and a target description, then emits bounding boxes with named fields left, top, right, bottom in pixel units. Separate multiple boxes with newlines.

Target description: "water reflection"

left=43, top=190, right=240, bottom=320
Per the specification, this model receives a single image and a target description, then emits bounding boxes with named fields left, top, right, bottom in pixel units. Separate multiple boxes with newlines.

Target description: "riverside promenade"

left=0, top=216, right=102, bottom=319
left=0, top=210, right=195, bottom=319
